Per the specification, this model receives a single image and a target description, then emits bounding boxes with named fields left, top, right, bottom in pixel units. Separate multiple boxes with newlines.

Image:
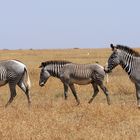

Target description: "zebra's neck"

left=120, top=52, right=133, bottom=76
left=47, top=63, right=68, bottom=78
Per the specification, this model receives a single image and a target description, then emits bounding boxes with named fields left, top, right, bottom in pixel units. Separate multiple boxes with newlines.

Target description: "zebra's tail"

left=105, top=73, right=109, bottom=83
left=24, top=67, right=31, bottom=89
left=104, top=62, right=109, bottom=83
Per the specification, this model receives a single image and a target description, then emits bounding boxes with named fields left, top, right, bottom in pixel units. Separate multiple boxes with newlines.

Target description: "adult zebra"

left=105, top=44, right=140, bottom=107
left=0, top=60, right=31, bottom=107
left=39, top=60, right=110, bottom=105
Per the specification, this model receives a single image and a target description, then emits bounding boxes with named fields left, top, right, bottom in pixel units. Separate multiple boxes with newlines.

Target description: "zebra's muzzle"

left=39, top=82, right=45, bottom=87
left=104, top=69, right=110, bottom=73
left=104, top=67, right=112, bottom=73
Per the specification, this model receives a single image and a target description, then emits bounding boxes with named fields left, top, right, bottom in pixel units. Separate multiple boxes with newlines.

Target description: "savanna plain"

left=0, top=48, right=140, bottom=140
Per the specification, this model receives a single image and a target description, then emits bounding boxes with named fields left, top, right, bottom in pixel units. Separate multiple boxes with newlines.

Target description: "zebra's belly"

left=0, top=80, right=7, bottom=87
left=70, top=78, right=92, bottom=85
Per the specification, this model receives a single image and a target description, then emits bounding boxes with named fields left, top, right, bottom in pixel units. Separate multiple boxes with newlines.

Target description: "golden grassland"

left=0, top=48, right=140, bottom=140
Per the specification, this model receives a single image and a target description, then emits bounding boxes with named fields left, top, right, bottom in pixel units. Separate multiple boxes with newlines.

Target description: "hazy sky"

left=0, top=0, right=140, bottom=49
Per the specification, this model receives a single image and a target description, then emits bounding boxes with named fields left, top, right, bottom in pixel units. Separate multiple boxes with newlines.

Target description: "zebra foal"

left=0, top=60, right=31, bottom=107
left=39, top=60, right=110, bottom=105
left=105, top=44, right=140, bottom=108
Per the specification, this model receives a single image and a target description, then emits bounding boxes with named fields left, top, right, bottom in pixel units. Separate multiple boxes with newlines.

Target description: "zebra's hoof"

left=88, top=98, right=93, bottom=104
left=107, top=101, right=111, bottom=105
left=28, top=102, right=31, bottom=108
left=76, top=102, right=80, bottom=106
left=88, top=100, right=92, bottom=104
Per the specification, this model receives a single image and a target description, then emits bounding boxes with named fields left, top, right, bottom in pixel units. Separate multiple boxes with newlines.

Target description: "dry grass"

left=0, top=48, right=140, bottom=140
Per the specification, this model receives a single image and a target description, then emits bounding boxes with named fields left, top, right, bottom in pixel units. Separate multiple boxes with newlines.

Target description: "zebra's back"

left=60, top=63, right=105, bottom=85
left=0, top=60, right=26, bottom=70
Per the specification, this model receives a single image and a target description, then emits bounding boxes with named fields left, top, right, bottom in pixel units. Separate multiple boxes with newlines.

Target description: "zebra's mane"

left=40, top=60, right=71, bottom=67
left=116, top=45, right=140, bottom=57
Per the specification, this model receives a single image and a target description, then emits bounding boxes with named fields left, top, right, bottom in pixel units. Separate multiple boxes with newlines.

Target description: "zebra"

left=104, top=44, right=140, bottom=108
left=0, top=60, right=31, bottom=107
left=39, top=60, right=110, bottom=105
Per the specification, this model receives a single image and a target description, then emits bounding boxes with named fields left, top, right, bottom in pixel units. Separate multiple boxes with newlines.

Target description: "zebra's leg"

left=88, top=82, right=99, bottom=104
left=63, top=83, right=68, bottom=100
left=18, top=81, right=31, bottom=105
left=69, top=84, right=80, bottom=105
left=99, top=83, right=111, bottom=105
left=5, top=84, right=17, bottom=107
left=135, top=83, right=140, bottom=108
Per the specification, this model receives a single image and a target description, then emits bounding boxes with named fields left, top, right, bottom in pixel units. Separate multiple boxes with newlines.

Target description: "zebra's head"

left=39, top=62, right=51, bottom=87
left=105, top=44, right=121, bottom=73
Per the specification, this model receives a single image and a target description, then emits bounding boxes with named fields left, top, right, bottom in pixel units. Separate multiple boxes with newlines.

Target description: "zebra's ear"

left=39, top=62, right=46, bottom=68
left=110, top=44, right=116, bottom=51
left=39, top=64, right=42, bottom=68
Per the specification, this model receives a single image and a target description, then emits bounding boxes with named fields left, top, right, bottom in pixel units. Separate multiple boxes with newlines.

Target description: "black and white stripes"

left=121, top=52, right=133, bottom=75
left=0, top=67, right=7, bottom=81
left=40, top=60, right=71, bottom=78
